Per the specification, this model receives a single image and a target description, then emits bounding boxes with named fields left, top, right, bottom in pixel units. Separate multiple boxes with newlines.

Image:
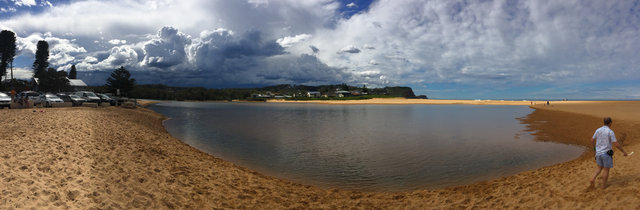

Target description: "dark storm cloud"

left=254, top=54, right=351, bottom=85
left=188, top=28, right=285, bottom=73
left=76, top=27, right=349, bottom=88
left=309, top=45, right=319, bottom=53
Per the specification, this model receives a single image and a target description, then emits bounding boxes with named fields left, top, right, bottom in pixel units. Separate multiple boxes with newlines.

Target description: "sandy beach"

left=1, top=100, right=639, bottom=209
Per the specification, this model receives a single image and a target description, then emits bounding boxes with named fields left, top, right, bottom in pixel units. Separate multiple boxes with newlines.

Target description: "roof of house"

left=33, top=78, right=88, bottom=87
left=69, top=79, right=87, bottom=87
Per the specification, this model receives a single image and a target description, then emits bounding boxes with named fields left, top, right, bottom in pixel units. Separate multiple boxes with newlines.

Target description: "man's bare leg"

left=590, top=166, right=603, bottom=187
left=601, top=168, right=610, bottom=189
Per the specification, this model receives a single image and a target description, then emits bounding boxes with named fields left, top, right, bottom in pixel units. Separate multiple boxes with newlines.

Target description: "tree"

left=340, top=83, right=349, bottom=91
left=38, top=68, right=70, bottom=93
left=69, top=64, right=77, bottom=79
left=0, top=30, right=17, bottom=79
left=106, top=66, right=136, bottom=96
left=32, top=40, right=49, bottom=78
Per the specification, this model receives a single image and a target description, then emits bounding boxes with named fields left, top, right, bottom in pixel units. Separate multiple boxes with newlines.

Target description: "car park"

left=40, top=93, right=64, bottom=107
left=0, top=92, right=11, bottom=109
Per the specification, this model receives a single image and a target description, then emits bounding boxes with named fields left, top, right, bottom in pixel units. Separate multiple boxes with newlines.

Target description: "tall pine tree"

left=0, top=30, right=17, bottom=79
left=69, top=64, right=77, bottom=79
left=38, top=68, right=70, bottom=93
left=106, top=66, right=136, bottom=96
left=32, top=40, right=49, bottom=79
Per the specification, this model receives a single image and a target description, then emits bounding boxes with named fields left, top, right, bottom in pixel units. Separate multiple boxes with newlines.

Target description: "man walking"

left=590, top=117, right=627, bottom=189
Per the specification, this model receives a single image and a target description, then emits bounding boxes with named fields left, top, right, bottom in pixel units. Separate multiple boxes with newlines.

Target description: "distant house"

left=335, top=90, right=351, bottom=97
left=68, top=79, right=88, bottom=91
left=251, top=93, right=272, bottom=99
left=307, top=91, right=321, bottom=98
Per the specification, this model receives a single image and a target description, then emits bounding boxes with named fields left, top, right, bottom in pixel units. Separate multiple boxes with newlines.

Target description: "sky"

left=0, top=0, right=639, bottom=99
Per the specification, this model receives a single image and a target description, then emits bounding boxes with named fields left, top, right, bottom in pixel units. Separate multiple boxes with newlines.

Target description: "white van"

left=74, top=91, right=102, bottom=104
left=18, top=91, right=42, bottom=106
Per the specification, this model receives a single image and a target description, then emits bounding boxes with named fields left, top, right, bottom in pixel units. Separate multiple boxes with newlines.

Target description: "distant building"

left=335, top=90, right=351, bottom=97
left=307, top=91, right=321, bottom=97
left=251, top=93, right=272, bottom=99
left=68, top=79, right=88, bottom=91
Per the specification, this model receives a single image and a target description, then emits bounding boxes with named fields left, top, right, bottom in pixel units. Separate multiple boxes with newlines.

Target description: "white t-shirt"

left=593, top=125, right=616, bottom=156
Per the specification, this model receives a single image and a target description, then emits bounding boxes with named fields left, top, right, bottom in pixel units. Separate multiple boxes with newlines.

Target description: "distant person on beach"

left=590, top=117, right=627, bottom=189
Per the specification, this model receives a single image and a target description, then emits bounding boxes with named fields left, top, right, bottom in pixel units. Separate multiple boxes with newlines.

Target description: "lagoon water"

left=149, top=101, right=583, bottom=191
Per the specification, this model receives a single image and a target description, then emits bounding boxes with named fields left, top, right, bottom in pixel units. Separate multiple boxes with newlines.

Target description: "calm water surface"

left=149, top=101, right=583, bottom=191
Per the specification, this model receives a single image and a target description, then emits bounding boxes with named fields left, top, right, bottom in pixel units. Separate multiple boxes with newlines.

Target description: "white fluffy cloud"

left=14, top=0, right=37, bottom=7
left=338, top=45, right=360, bottom=54
left=276, top=34, right=311, bottom=48
left=108, top=39, right=126, bottom=45
left=78, top=45, right=139, bottom=71
left=0, top=0, right=339, bottom=40
left=16, top=32, right=87, bottom=67
left=305, top=0, right=640, bottom=88
left=142, top=27, right=191, bottom=68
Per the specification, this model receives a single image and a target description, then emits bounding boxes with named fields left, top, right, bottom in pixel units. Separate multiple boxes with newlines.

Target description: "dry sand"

left=1, top=101, right=639, bottom=209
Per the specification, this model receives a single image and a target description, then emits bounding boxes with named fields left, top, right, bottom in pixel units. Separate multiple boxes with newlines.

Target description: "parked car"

left=56, top=94, right=73, bottom=105
left=18, top=91, right=42, bottom=106
left=74, top=91, right=101, bottom=104
left=40, top=93, right=64, bottom=107
left=96, top=93, right=116, bottom=106
left=0, top=92, right=11, bottom=109
left=57, top=93, right=86, bottom=106
left=69, top=94, right=87, bottom=106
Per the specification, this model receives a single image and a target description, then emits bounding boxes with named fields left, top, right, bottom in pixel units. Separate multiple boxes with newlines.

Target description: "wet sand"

left=1, top=101, right=639, bottom=208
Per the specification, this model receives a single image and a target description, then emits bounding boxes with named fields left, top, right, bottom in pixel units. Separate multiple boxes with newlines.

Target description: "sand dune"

left=1, top=101, right=639, bottom=208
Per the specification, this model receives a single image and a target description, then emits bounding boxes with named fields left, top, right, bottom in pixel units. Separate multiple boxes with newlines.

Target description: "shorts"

left=596, top=154, right=613, bottom=168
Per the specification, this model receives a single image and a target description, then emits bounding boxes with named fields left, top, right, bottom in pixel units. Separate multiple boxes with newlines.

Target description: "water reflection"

left=150, top=102, right=583, bottom=191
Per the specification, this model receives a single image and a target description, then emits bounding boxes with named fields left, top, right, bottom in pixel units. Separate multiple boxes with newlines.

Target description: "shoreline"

left=139, top=97, right=638, bottom=106
left=1, top=101, right=639, bottom=208
left=266, top=97, right=608, bottom=106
